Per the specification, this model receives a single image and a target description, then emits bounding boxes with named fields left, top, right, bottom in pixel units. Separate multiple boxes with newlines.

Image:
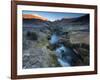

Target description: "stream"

left=49, top=33, right=80, bottom=67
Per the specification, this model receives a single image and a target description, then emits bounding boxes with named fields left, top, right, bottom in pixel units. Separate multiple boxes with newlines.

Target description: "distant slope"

left=23, top=14, right=89, bottom=32
left=48, top=14, right=89, bottom=31
left=72, top=14, right=89, bottom=23
left=53, top=14, right=89, bottom=24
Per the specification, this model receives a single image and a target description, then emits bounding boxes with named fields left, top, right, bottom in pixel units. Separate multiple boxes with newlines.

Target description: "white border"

left=17, top=5, right=95, bottom=75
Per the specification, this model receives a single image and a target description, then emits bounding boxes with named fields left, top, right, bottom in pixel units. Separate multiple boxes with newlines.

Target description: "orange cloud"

left=23, top=14, right=48, bottom=21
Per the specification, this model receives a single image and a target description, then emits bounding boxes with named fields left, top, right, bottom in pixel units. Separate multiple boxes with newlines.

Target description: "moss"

left=35, top=37, right=48, bottom=48
left=49, top=53, right=61, bottom=67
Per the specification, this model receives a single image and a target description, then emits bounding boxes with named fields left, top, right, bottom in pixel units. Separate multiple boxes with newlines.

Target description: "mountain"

left=23, top=14, right=89, bottom=32
left=23, top=14, right=48, bottom=21
left=49, top=14, right=89, bottom=31
left=53, top=14, right=89, bottom=24
left=72, top=14, right=89, bottom=23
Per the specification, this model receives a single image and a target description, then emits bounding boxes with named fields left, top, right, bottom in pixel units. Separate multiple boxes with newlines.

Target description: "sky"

left=22, top=10, right=87, bottom=21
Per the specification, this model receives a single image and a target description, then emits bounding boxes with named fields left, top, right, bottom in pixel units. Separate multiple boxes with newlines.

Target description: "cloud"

left=23, top=14, right=48, bottom=21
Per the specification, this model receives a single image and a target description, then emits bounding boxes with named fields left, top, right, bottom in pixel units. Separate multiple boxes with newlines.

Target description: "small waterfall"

left=57, top=58, right=71, bottom=67
left=55, top=44, right=72, bottom=67
left=49, top=34, right=60, bottom=45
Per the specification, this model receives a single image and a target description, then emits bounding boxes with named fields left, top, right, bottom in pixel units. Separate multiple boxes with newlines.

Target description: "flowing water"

left=50, top=33, right=79, bottom=67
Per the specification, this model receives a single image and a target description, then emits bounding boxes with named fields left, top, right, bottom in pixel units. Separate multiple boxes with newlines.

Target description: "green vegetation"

left=50, top=53, right=61, bottom=67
